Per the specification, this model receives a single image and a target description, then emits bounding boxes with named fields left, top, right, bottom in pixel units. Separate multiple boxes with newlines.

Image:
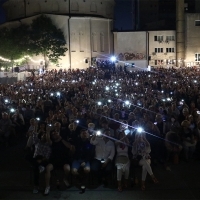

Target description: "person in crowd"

left=90, top=129, right=115, bottom=187
left=0, top=112, right=13, bottom=145
left=44, top=130, right=75, bottom=195
left=115, top=130, right=130, bottom=192
left=29, top=131, right=52, bottom=193
left=132, top=130, right=158, bottom=190
left=165, top=131, right=182, bottom=166
left=180, top=120, right=197, bottom=162
left=71, top=129, right=95, bottom=186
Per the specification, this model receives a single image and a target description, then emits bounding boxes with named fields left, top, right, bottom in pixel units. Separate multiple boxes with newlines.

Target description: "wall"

left=149, top=30, right=176, bottom=67
left=114, top=31, right=147, bottom=70
left=185, top=13, right=200, bottom=67
left=2, top=0, right=115, bottom=21
left=0, top=14, right=113, bottom=70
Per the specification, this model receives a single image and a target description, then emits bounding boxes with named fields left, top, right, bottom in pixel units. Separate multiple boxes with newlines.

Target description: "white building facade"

left=148, top=30, right=176, bottom=68
left=185, top=13, right=200, bottom=67
left=1, top=0, right=114, bottom=69
left=113, top=32, right=148, bottom=70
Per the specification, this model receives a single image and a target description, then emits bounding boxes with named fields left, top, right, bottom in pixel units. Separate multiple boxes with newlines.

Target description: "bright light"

left=57, top=92, right=61, bottom=96
left=137, top=127, right=144, bottom=133
left=5, top=99, right=8, bottom=103
left=108, top=99, right=112, bottom=103
left=125, top=100, right=130, bottom=105
left=167, top=98, right=171, bottom=101
left=105, top=86, right=109, bottom=91
left=75, top=120, right=79, bottom=123
left=124, top=129, right=130, bottom=135
left=36, top=118, right=40, bottom=121
left=135, top=82, right=138, bottom=85
left=10, top=108, right=15, bottom=113
left=97, top=102, right=102, bottom=106
left=96, top=131, right=102, bottom=136
left=110, top=56, right=116, bottom=62
left=50, top=93, right=54, bottom=96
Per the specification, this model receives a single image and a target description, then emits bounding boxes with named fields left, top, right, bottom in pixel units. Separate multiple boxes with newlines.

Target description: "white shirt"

left=90, top=137, right=115, bottom=162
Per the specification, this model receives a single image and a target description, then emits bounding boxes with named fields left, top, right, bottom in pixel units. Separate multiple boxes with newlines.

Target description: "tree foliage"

left=0, top=24, right=31, bottom=60
left=30, top=15, right=68, bottom=67
left=0, top=15, right=68, bottom=68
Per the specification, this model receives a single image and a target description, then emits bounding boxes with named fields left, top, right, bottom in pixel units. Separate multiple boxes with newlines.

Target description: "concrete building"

left=185, top=13, right=200, bottom=67
left=113, top=31, right=148, bottom=70
left=148, top=30, right=176, bottom=68
left=1, top=0, right=114, bottom=69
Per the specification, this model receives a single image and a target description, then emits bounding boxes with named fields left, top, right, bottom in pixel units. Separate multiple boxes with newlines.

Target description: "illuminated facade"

left=1, top=0, right=114, bottom=69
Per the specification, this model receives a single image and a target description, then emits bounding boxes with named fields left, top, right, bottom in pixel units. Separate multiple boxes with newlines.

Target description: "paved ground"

left=0, top=138, right=200, bottom=200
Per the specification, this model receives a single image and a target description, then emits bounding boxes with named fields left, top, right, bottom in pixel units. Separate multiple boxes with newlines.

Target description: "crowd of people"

left=0, top=64, right=200, bottom=195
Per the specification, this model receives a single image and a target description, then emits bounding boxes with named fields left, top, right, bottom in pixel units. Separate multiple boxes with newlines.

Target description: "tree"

left=0, top=24, right=32, bottom=71
left=30, top=15, right=68, bottom=68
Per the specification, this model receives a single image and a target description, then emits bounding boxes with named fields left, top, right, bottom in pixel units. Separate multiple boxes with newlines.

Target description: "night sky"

left=0, top=0, right=133, bottom=30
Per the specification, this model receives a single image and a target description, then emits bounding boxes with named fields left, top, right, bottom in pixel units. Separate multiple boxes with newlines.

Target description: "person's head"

left=88, top=123, right=95, bottom=131
left=41, top=133, right=47, bottom=143
left=182, top=108, right=189, bottom=117
left=62, top=117, right=68, bottom=125
left=135, top=132, right=146, bottom=142
left=39, top=123, right=46, bottom=130
left=2, top=112, right=9, bottom=120
left=54, top=122, right=61, bottom=130
left=50, top=130, right=60, bottom=141
left=80, top=129, right=89, bottom=140
left=103, top=129, right=111, bottom=138
left=68, top=123, right=74, bottom=131
left=30, top=118, right=36, bottom=126
left=128, top=112, right=135, bottom=120
left=155, top=114, right=163, bottom=123
left=114, top=113, right=119, bottom=120
left=181, top=120, right=190, bottom=129
left=197, top=120, right=200, bottom=129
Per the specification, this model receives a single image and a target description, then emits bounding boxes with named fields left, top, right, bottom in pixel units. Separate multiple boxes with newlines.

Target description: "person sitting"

left=29, top=131, right=52, bottom=194
left=90, top=129, right=115, bottom=187
left=180, top=120, right=197, bottom=162
left=44, top=130, right=75, bottom=195
left=71, top=129, right=95, bottom=187
left=0, top=112, right=13, bottom=146
left=165, top=131, right=182, bottom=165
left=132, top=130, right=158, bottom=190
left=115, top=130, right=130, bottom=192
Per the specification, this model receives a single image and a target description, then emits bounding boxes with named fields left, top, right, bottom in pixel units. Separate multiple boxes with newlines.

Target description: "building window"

left=166, top=48, right=175, bottom=53
left=92, top=33, right=97, bottom=52
left=155, top=48, right=163, bottom=53
left=195, top=20, right=200, bottom=26
left=195, top=53, right=200, bottom=61
left=90, top=2, right=97, bottom=12
left=166, top=59, right=175, bottom=64
left=166, top=36, right=175, bottom=41
left=71, top=2, right=79, bottom=11
left=79, top=32, right=84, bottom=52
left=154, top=35, right=163, bottom=41
left=155, top=60, right=163, bottom=65
left=100, top=33, right=104, bottom=52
